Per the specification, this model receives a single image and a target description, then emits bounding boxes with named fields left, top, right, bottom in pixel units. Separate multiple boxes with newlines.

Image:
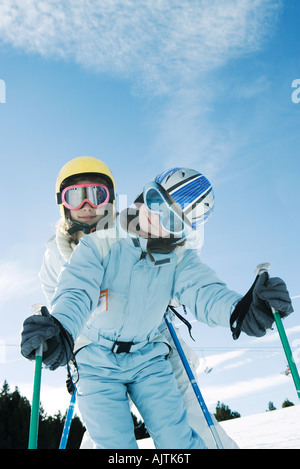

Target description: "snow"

left=138, top=404, right=300, bottom=449
left=221, top=404, right=300, bottom=449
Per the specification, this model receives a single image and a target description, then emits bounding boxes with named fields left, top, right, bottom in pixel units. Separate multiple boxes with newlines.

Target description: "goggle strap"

left=56, top=192, right=62, bottom=205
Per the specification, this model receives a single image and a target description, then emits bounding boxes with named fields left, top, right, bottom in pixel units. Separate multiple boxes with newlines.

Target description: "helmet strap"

left=147, top=237, right=185, bottom=254
left=67, top=220, right=98, bottom=235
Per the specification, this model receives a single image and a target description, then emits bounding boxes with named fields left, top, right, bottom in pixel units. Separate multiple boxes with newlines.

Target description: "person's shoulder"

left=81, top=227, right=120, bottom=258
left=44, top=234, right=61, bottom=256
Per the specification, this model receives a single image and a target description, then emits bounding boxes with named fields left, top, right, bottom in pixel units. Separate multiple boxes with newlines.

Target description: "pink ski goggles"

left=61, top=183, right=110, bottom=210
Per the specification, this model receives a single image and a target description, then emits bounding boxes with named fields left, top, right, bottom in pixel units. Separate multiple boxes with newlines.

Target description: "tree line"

left=0, top=381, right=148, bottom=449
left=0, top=381, right=294, bottom=449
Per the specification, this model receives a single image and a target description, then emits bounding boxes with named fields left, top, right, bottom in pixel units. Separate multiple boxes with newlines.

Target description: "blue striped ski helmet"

left=154, top=167, right=215, bottom=230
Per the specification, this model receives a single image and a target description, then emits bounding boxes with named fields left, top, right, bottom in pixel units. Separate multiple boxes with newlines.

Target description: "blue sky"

left=0, top=0, right=299, bottom=422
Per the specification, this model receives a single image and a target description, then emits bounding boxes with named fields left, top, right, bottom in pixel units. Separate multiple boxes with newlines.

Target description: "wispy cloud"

left=251, top=325, right=300, bottom=344
left=203, top=373, right=288, bottom=406
left=0, top=0, right=281, bottom=95
left=0, top=1, right=281, bottom=173
left=0, top=260, right=39, bottom=304
left=197, top=349, right=247, bottom=373
left=151, top=87, right=240, bottom=177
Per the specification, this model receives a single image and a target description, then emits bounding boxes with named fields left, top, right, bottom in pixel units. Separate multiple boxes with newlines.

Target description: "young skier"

left=21, top=166, right=293, bottom=449
left=38, top=156, right=238, bottom=448
left=39, top=156, right=116, bottom=303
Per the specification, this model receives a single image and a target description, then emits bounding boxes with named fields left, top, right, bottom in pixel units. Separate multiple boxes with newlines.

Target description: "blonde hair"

left=56, top=218, right=82, bottom=244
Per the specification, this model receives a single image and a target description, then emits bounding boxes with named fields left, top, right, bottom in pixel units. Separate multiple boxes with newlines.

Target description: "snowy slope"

left=220, top=404, right=300, bottom=449
left=138, top=404, right=300, bottom=449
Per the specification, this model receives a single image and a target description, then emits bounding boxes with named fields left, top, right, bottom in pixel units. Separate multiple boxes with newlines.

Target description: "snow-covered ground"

left=138, top=404, right=300, bottom=449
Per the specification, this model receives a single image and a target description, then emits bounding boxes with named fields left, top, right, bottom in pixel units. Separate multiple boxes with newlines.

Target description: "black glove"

left=20, top=306, right=74, bottom=371
left=231, top=272, right=293, bottom=339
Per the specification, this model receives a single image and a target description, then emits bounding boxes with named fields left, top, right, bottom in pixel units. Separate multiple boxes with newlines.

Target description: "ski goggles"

left=143, top=181, right=192, bottom=237
left=61, top=183, right=110, bottom=210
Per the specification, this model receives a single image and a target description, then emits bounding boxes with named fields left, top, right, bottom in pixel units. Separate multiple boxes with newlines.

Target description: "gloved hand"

left=20, top=306, right=74, bottom=370
left=253, top=272, right=293, bottom=316
left=231, top=272, right=293, bottom=338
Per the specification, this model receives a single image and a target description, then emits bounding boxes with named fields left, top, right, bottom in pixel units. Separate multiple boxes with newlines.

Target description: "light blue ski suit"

left=50, top=226, right=242, bottom=449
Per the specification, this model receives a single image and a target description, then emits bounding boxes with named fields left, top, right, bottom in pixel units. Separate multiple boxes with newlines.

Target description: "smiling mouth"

left=79, top=216, right=96, bottom=221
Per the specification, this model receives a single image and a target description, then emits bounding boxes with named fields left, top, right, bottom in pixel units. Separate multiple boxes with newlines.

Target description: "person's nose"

left=81, top=201, right=94, bottom=211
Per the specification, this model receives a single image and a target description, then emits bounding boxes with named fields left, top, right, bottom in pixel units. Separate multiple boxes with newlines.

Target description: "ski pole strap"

left=168, top=305, right=195, bottom=341
left=230, top=275, right=259, bottom=340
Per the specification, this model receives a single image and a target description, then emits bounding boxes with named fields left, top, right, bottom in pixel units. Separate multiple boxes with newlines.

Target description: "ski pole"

left=164, top=311, right=224, bottom=449
left=27, top=304, right=49, bottom=449
left=59, top=386, right=77, bottom=449
left=255, top=263, right=300, bottom=400
left=28, top=342, right=43, bottom=449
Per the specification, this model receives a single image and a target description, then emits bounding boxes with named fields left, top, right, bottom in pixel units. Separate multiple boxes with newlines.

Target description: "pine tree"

left=0, top=381, right=85, bottom=449
left=0, top=381, right=149, bottom=447
left=267, top=401, right=276, bottom=411
left=214, top=401, right=241, bottom=422
left=282, top=398, right=294, bottom=408
left=0, top=381, right=31, bottom=448
left=131, top=412, right=150, bottom=440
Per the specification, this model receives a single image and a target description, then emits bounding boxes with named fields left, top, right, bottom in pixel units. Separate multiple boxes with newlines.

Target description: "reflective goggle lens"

left=62, top=183, right=109, bottom=210
left=144, top=185, right=188, bottom=235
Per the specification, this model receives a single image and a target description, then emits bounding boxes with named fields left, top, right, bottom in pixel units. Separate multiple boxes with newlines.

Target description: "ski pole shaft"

left=272, top=308, right=300, bottom=400
left=255, top=263, right=300, bottom=400
left=28, top=343, right=43, bottom=449
left=164, top=312, right=223, bottom=449
left=59, top=387, right=77, bottom=449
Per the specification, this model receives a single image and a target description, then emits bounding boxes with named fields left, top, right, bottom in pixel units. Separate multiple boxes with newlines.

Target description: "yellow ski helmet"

left=56, top=156, right=116, bottom=219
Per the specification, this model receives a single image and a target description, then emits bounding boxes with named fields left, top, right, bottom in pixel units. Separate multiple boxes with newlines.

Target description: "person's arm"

left=21, top=235, right=104, bottom=370
left=173, top=250, right=293, bottom=338
left=50, top=235, right=104, bottom=341
left=173, top=250, right=242, bottom=329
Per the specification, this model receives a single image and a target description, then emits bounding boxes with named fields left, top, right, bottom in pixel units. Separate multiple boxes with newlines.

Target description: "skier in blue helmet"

left=136, top=167, right=214, bottom=238
left=21, top=167, right=293, bottom=449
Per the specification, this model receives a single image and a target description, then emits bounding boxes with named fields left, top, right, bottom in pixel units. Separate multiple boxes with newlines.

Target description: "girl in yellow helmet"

left=56, top=155, right=116, bottom=235
left=40, top=156, right=116, bottom=302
